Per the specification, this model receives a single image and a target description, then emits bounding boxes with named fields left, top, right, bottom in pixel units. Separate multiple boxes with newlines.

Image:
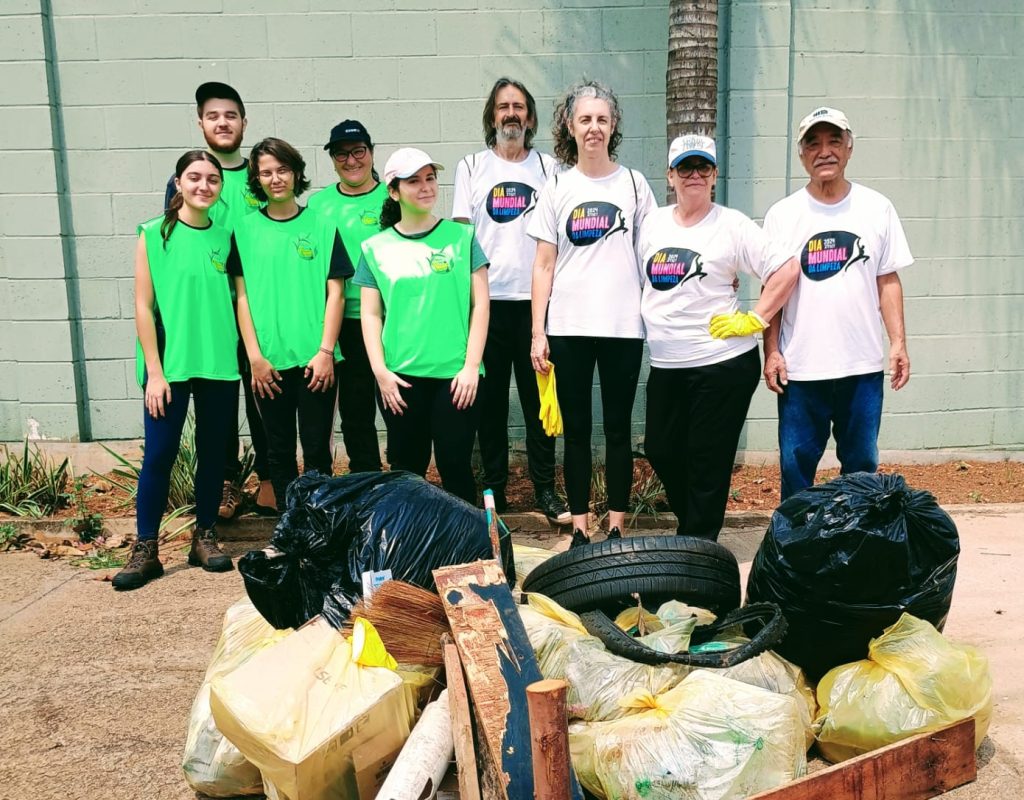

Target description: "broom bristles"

left=347, top=580, right=450, bottom=666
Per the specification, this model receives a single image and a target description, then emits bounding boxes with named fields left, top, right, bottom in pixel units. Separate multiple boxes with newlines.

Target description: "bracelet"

left=318, top=347, right=332, bottom=357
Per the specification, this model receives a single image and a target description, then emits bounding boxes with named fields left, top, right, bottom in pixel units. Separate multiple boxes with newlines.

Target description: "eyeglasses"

left=257, top=166, right=293, bottom=181
left=332, top=146, right=369, bottom=163
left=675, top=161, right=715, bottom=177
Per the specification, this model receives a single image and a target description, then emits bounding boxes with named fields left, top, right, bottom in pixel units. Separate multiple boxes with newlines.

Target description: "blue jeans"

left=778, top=372, right=883, bottom=500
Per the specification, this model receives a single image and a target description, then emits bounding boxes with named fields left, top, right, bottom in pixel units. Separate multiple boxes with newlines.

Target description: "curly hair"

left=379, top=178, right=402, bottom=230
left=247, top=137, right=311, bottom=201
left=483, top=77, right=538, bottom=150
left=551, top=80, right=623, bottom=167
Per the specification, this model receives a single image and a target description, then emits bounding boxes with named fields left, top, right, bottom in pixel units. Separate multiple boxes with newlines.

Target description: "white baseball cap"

left=797, top=106, right=852, bottom=141
left=382, top=147, right=444, bottom=185
left=668, top=134, right=716, bottom=168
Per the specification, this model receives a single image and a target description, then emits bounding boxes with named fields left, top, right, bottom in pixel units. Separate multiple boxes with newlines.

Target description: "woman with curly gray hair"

left=527, top=80, right=656, bottom=547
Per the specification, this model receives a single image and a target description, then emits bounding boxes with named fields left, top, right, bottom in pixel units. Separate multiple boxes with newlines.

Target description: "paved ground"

left=0, top=510, right=1020, bottom=799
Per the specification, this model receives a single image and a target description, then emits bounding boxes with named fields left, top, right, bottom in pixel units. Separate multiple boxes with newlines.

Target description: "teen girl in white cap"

left=355, top=148, right=490, bottom=505
left=638, top=134, right=799, bottom=540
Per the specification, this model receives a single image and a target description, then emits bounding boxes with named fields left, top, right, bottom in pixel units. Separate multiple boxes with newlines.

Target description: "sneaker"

left=570, top=528, right=591, bottom=549
left=607, top=527, right=622, bottom=540
left=187, top=526, right=233, bottom=572
left=536, top=485, right=571, bottom=526
left=486, top=486, right=508, bottom=514
left=218, top=481, right=242, bottom=521
left=112, top=540, right=164, bottom=591
left=254, top=479, right=278, bottom=516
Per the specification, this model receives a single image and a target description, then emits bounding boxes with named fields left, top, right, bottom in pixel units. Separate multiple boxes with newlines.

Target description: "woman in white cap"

left=528, top=79, right=656, bottom=547
left=354, top=148, right=490, bottom=504
left=638, top=134, right=799, bottom=541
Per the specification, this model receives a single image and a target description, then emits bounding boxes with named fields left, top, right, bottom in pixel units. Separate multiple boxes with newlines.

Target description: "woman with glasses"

left=307, top=120, right=386, bottom=473
left=229, top=137, right=354, bottom=511
left=638, top=135, right=799, bottom=541
left=528, top=80, right=656, bottom=547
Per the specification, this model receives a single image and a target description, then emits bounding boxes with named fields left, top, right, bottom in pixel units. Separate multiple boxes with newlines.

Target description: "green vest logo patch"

left=294, top=236, right=318, bottom=261
left=360, top=209, right=379, bottom=226
left=243, top=190, right=261, bottom=208
left=429, top=251, right=452, bottom=273
left=209, top=248, right=227, bottom=273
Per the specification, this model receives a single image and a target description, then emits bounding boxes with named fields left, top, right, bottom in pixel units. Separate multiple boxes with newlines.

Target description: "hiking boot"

left=570, top=528, right=591, bottom=549
left=485, top=486, right=508, bottom=514
left=217, top=481, right=242, bottom=521
left=111, top=540, right=163, bottom=591
left=187, top=526, right=233, bottom=572
left=606, top=527, right=622, bottom=540
left=254, top=479, right=277, bottom=516
left=536, top=485, right=571, bottom=526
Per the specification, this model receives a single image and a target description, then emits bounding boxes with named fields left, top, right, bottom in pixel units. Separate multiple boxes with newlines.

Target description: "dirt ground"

left=0, top=510, right=1021, bottom=800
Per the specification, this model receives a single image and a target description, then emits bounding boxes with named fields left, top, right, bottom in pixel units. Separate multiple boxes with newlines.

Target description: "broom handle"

left=482, top=489, right=502, bottom=562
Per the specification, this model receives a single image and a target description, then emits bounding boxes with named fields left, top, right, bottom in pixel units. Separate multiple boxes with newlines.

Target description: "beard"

left=497, top=120, right=525, bottom=143
left=205, top=129, right=243, bottom=154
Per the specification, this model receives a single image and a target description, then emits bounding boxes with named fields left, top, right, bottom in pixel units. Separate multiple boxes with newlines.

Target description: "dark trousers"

left=644, top=348, right=760, bottom=540
left=224, top=339, right=270, bottom=482
left=137, top=378, right=239, bottom=541
left=337, top=320, right=382, bottom=473
left=255, top=365, right=337, bottom=511
left=778, top=371, right=884, bottom=500
left=378, top=374, right=481, bottom=505
left=478, top=300, right=556, bottom=493
left=547, top=336, right=643, bottom=515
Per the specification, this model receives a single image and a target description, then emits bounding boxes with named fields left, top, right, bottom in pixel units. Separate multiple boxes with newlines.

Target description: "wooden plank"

left=526, top=679, right=572, bottom=800
left=747, top=718, right=977, bottom=800
left=441, top=634, right=482, bottom=800
left=433, top=561, right=582, bottom=800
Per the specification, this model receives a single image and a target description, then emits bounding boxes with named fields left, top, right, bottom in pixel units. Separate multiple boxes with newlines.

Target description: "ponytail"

left=379, top=178, right=402, bottom=230
left=160, top=191, right=185, bottom=249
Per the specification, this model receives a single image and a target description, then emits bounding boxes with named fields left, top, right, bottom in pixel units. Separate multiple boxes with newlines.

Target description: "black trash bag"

left=239, top=471, right=514, bottom=629
left=745, top=471, right=959, bottom=680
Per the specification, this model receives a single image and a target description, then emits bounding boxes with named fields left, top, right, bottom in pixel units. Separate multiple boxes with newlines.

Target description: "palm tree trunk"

left=666, top=0, right=719, bottom=141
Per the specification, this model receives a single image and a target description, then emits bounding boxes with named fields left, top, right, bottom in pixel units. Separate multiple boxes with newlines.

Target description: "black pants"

left=255, top=365, right=337, bottom=511
left=224, top=339, right=270, bottom=482
left=644, top=347, right=760, bottom=540
left=378, top=374, right=481, bottom=505
left=337, top=320, right=382, bottom=473
left=547, top=336, right=643, bottom=516
left=478, top=300, right=556, bottom=493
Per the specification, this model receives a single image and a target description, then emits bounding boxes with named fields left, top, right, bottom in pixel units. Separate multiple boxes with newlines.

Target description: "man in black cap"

left=164, top=81, right=275, bottom=517
left=306, top=120, right=386, bottom=473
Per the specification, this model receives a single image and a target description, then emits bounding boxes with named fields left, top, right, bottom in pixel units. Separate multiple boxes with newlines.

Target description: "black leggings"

left=337, top=320, right=382, bottom=473
left=547, top=336, right=643, bottom=515
left=254, top=366, right=338, bottom=511
left=644, top=347, right=760, bottom=540
left=377, top=374, right=481, bottom=505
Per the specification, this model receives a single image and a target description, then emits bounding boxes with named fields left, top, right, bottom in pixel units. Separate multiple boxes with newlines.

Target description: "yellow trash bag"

left=536, top=362, right=563, bottom=436
left=182, top=598, right=292, bottom=797
left=569, top=671, right=807, bottom=799
left=815, top=613, right=992, bottom=763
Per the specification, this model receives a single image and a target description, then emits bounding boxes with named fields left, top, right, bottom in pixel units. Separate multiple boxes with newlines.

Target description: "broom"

left=345, top=580, right=450, bottom=666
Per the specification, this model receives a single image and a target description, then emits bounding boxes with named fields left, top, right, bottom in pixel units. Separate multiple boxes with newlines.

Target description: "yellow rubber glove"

left=709, top=310, right=768, bottom=340
left=536, top=362, right=563, bottom=437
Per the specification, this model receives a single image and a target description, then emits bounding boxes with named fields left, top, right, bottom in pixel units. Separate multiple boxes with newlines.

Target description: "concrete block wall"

left=721, top=0, right=1024, bottom=453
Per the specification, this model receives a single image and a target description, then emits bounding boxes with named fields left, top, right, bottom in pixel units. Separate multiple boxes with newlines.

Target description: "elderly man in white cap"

left=761, top=107, right=913, bottom=499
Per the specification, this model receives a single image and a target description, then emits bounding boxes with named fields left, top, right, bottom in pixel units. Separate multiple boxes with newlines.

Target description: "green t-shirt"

left=210, top=162, right=263, bottom=232
left=135, top=216, right=240, bottom=386
left=306, top=181, right=388, bottom=320
left=354, top=219, right=488, bottom=379
left=228, top=207, right=353, bottom=370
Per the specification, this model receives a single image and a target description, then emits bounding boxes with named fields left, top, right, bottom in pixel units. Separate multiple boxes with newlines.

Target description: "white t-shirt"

left=638, top=204, right=791, bottom=369
left=763, top=183, right=913, bottom=380
left=452, top=148, right=557, bottom=301
left=527, top=165, right=656, bottom=338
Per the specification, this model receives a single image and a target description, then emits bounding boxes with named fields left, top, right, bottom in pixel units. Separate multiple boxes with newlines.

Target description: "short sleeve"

left=876, top=201, right=914, bottom=275
left=451, top=157, right=473, bottom=220
left=632, top=171, right=658, bottom=231
left=352, top=253, right=378, bottom=289
left=470, top=234, right=489, bottom=272
left=226, top=234, right=243, bottom=277
left=328, top=230, right=355, bottom=279
left=526, top=175, right=558, bottom=244
left=735, top=213, right=791, bottom=281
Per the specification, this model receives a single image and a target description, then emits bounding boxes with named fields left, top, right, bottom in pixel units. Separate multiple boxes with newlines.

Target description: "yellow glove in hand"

left=536, top=362, right=563, bottom=437
left=709, top=310, right=768, bottom=340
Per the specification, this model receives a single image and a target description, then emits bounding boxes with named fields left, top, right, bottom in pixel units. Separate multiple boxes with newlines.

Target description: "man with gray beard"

left=453, top=78, right=569, bottom=524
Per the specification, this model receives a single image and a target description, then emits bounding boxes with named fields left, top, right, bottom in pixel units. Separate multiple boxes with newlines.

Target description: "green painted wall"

left=1, top=0, right=1021, bottom=454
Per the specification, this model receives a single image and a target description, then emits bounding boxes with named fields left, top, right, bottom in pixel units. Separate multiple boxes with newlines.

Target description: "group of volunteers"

left=113, top=77, right=912, bottom=591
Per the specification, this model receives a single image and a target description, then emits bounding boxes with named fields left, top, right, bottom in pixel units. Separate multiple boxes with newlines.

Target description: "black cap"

left=195, top=82, right=245, bottom=117
left=324, top=120, right=372, bottom=151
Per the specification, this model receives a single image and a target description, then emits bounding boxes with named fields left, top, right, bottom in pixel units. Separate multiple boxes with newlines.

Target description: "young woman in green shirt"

left=354, top=148, right=490, bottom=505
left=113, top=151, right=240, bottom=591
